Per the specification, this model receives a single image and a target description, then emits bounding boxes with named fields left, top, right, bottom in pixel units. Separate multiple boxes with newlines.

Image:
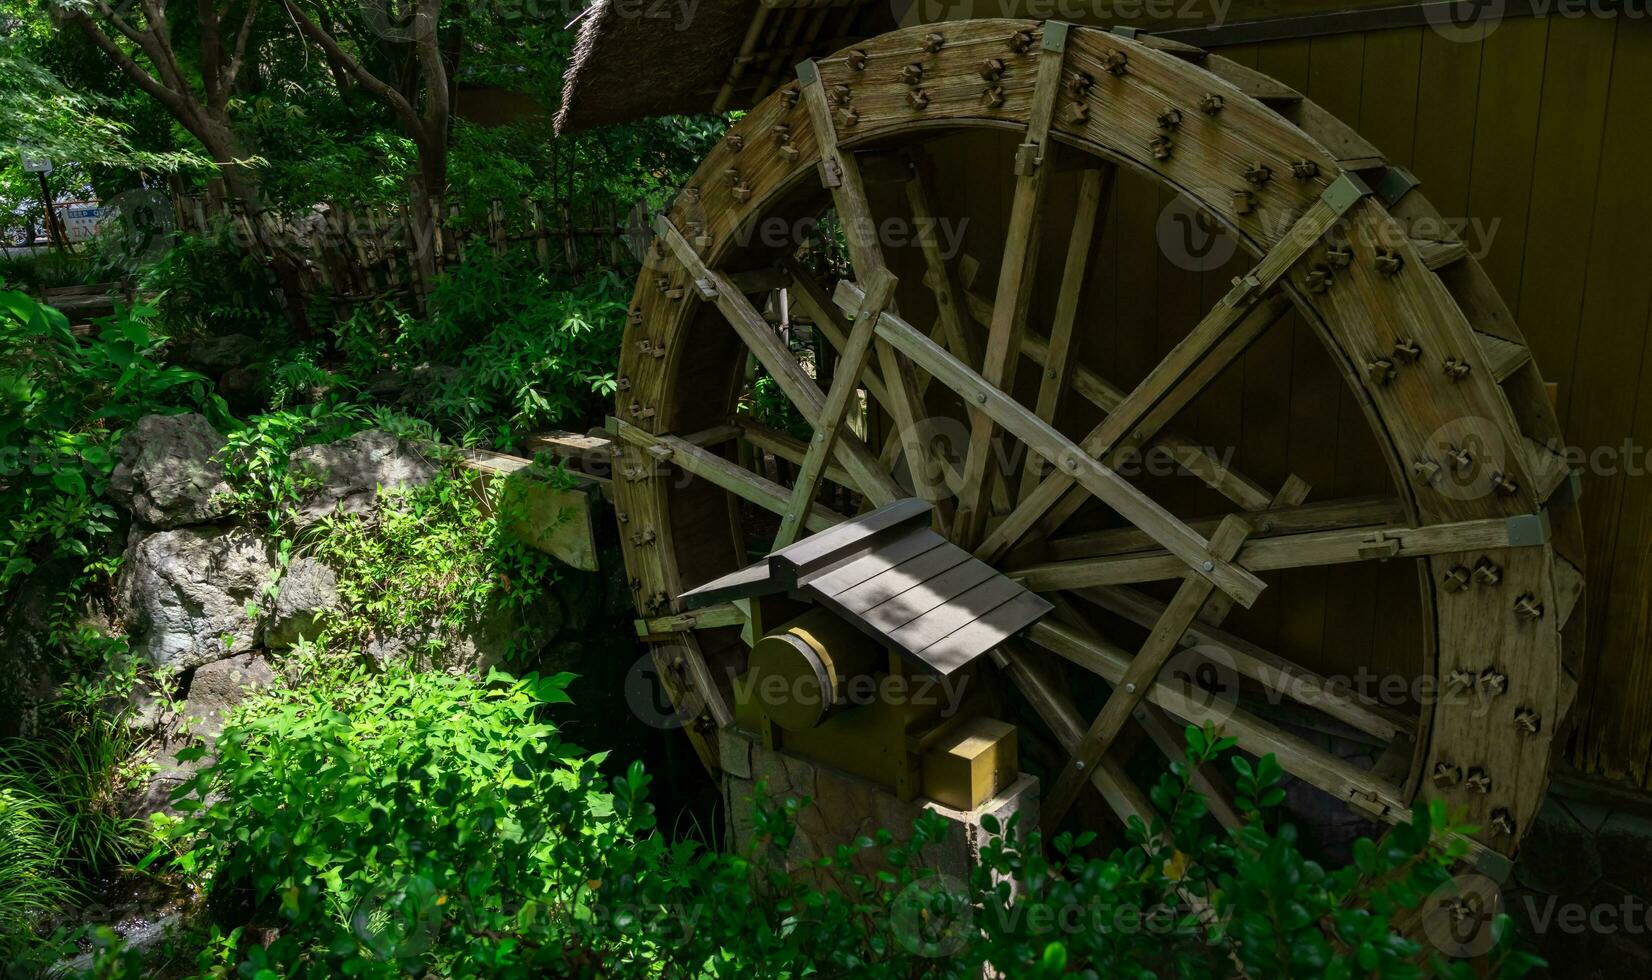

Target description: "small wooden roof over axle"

left=680, top=499, right=1052, bottom=675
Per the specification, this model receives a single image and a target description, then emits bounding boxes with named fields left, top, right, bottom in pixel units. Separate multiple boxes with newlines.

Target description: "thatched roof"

left=556, top=0, right=1463, bottom=134
left=556, top=0, right=895, bottom=133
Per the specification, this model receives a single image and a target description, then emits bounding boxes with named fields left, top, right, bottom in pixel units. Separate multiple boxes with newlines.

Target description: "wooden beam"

left=978, top=177, right=1369, bottom=563
left=1027, top=618, right=1406, bottom=815
left=990, top=643, right=1160, bottom=831
left=987, top=291, right=1291, bottom=563
left=1199, top=474, right=1311, bottom=626
left=635, top=603, right=747, bottom=637
left=953, top=23, right=1070, bottom=548
left=905, top=152, right=980, bottom=369
left=1082, top=585, right=1414, bottom=743
left=1042, top=591, right=1246, bottom=831
left=773, top=269, right=897, bottom=548
left=798, top=60, right=940, bottom=514
left=784, top=257, right=891, bottom=410
left=1010, top=514, right=1548, bottom=591
left=1022, top=165, right=1114, bottom=504
left=786, top=262, right=977, bottom=511
left=1043, top=516, right=1254, bottom=829
left=608, top=417, right=844, bottom=533
left=941, top=259, right=1276, bottom=511
left=835, top=279, right=1267, bottom=608
left=1025, top=615, right=1497, bottom=865
left=653, top=217, right=901, bottom=507
left=1044, top=495, right=1401, bottom=563
left=732, top=418, right=857, bottom=491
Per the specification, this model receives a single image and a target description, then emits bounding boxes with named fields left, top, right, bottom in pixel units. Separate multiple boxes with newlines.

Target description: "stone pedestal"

left=719, top=727, right=1039, bottom=886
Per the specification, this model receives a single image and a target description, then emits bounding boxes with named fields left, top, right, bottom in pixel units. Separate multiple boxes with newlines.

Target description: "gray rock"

left=108, top=413, right=234, bottom=528
left=118, top=527, right=274, bottom=671
left=266, top=557, right=340, bottom=648
left=175, top=333, right=259, bottom=372
left=182, top=651, right=275, bottom=738
left=127, top=653, right=275, bottom=821
left=288, top=430, right=437, bottom=529
left=119, top=679, right=171, bottom=736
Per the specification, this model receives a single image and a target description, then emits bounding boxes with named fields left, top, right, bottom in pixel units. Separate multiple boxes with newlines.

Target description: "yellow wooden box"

left=921, top=717, right=1018, bottom=812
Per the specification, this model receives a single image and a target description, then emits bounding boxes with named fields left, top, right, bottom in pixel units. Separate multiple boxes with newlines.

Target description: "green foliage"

left=332, top=254, right=628, bottom=446
left=0, top=249, right=96, bottom=291
left=300, top=468, right=559, bottom=665
left=140, top=668, right=1541, bottom=980
left=963, top=728, right=1540, bottom=979
left=739, top=370, right=812, bottom=440
left=0, top=290, right=213, bottom=595
left=1, top=711, right=148, bottom=884
left=0, top=36, right=204, bottom=176
left=218, top=400, right=369, bottom=531
left=0, top=769, right=77, bottom=957
left=137, top=226, right=285, bottom=340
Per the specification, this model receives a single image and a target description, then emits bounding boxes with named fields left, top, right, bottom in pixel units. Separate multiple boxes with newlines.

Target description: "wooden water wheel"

left=612, top=18, right=1585, bottom=866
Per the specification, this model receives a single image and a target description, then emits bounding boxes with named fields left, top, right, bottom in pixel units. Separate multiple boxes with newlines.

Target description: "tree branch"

left=217, top=0, right=263, bottom=110
left=199, top=0, right=224, bottom=106
left=280, top=0, right=424, bottom=138
left=66, top=12, right=189, bottom=119
left=412, top=0, right=448, bottom=135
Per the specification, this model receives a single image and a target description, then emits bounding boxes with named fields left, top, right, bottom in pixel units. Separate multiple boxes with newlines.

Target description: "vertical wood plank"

left=1512, top=14, right=1616, bottom=430
left=1563, top=21, right=1652, bottom=785
left=1463, top=16, right=1551, bottom=308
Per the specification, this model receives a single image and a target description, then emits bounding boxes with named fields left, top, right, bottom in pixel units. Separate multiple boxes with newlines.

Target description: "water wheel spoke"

left=773, top=269, right=899, bottom=549
left=943, top=255, right=1278, bottom=513
left=1010, top=511, right=1549, bottom=591
left=1042, top=515, right=1255, bottom=829
left=981, top=291, right=1292, bottom=564
left=1021, top=617, right=1467, bottom=849
left=1080, top=584, right=1414, bottom=743
left=611, top=418, right=846, bottom=533
left=952, top=29, right=1070, bottom=549
left=783, top=258, right=892, bottom=410
left=1041, top=590, right=1247, bottom=831
left=991, top=642, right=1161, bottom=832
left=785, top=258, right=959, bottom=516
left=653, top=216, right=901, bottom=507
left=905, top=149, right=981, bottom=369
left=798, top=61, right=938, bottom=514
left=980, top=179, right=1370, bottom=562
left=1199, top=474, right=1312, bottom=627
left=1022, top=164, right=1115, bottom=504
left=1044, top=495, right=1403, bottom=563
left=834, top=279, right=1267, bottom=608
left=732, top=418, right=861, bottom=496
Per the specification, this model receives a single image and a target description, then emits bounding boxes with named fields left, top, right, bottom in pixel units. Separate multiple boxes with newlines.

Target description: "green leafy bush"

left=331, top=253, right=627, bottom=446
left=0, top=290, right=213, bottom=595
left=138, top=226, right=284, bottom=340
left=299, top=467, right=559, bottom=666
left=218, top=400, right=369, bottom=532
left=145, top=663, right=1540, bottom=978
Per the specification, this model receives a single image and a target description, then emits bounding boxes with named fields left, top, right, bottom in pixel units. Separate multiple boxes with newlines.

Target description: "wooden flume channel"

left=609, top=19, right=1586, bottom=871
